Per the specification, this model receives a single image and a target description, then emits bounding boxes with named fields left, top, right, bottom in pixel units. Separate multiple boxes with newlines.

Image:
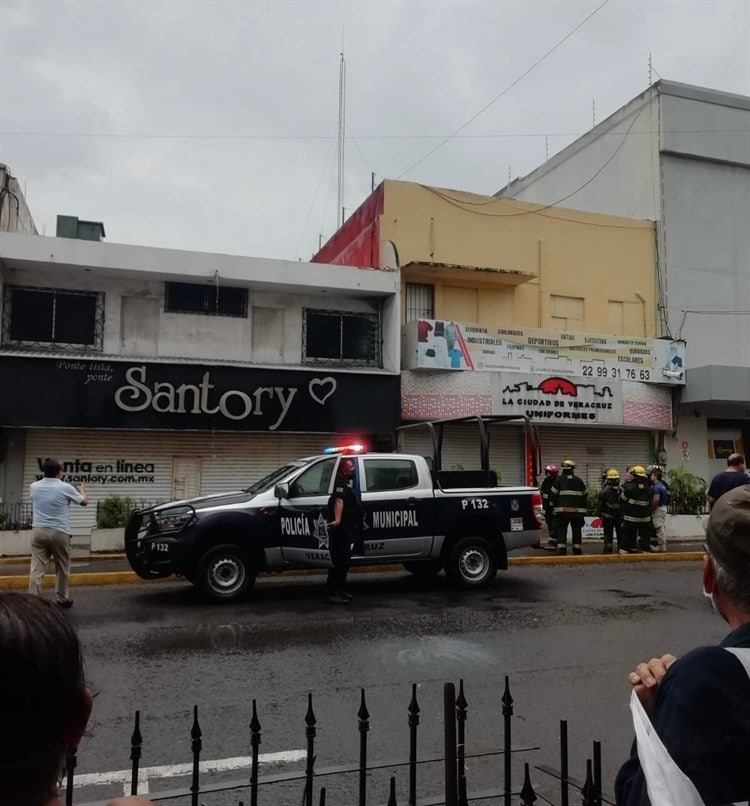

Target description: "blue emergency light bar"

left=323, top=443, right=366, bottom=454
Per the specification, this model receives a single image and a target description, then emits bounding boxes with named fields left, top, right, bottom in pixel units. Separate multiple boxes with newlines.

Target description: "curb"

left=0, top=553, right=126, bottom=566
left=0, top=552, right=704, bottom=590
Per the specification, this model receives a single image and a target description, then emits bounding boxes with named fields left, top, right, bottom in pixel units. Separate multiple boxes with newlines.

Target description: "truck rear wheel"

left=403, top=559, right=442, bottom=579
left=446, top=536, right=497, bottom=589
left=197, top=544, right=256, bottom=603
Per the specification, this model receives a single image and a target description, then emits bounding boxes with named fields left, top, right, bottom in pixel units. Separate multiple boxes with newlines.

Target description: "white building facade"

left=498, top=81, right=750, bottom=484
left=0, top=232, right=401, bottom=535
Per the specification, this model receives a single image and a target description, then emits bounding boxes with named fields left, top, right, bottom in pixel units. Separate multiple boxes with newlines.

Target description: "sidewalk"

left=0, top=541, right=704, bottom=588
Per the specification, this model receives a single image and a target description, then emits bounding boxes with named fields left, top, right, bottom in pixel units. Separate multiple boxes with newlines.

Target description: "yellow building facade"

left=380, top=180, right=656, bottom=337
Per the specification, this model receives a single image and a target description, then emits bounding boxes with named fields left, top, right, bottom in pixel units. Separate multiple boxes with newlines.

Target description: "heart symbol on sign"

left=309, top=377, right=337, bottom=405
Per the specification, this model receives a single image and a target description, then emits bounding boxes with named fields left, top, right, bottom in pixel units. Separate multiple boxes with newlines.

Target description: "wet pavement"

left=56, top=559, right=723, bottom=804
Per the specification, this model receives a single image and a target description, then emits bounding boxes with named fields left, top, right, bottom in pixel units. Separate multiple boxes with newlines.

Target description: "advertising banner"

left=403, top=319, right=686, bottom=385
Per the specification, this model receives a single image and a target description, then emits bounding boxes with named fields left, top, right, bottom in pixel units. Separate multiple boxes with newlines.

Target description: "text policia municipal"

left=115, top=366, right=298, bottom=430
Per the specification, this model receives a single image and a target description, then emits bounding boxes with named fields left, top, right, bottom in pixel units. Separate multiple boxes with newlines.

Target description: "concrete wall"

left=661, top=155, right=750, bottom=367
left=500, top=92, right=660, bottom=220
left=0, top=167, right=37, bottom=235
left=380, top=181, right=657, bottom=337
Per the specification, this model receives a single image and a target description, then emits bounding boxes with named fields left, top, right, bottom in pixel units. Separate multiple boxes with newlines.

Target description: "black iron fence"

left=69, top=677, right=613, bottom=806
left=0, top=501, right=32, bottom=530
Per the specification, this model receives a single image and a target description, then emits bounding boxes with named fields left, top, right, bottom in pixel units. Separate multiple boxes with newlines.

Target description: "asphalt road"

left=64, top=561, right=722, bottom=805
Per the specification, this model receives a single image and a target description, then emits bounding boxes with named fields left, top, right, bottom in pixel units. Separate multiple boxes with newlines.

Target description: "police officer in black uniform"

left=550, top=459, right=588, bottom=556
left=619, top=465, right=653, bottom=554
left=598, top=468, right=623, bottom=554
left=324, top=457, right=362, bottom=605
left=539, top=464, right=560, bottom=551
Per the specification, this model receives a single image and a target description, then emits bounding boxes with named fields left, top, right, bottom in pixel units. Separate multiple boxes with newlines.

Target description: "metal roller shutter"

left=399, top=423, right=524, bottom=486
left=538, top=427, right=652, bottom=487
left=23, top=430, right=335, bottom=535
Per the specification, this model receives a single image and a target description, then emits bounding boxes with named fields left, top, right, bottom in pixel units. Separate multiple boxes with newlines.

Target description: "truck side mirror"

left=274, top=482, right=290, bottom=500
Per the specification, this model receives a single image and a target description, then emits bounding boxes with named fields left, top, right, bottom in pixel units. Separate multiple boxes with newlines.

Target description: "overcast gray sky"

left=1, top=0, right=748, bottom=261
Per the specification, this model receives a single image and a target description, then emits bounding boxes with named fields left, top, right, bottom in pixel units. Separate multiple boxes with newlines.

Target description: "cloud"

left=1, top=0, right=747, bottom=257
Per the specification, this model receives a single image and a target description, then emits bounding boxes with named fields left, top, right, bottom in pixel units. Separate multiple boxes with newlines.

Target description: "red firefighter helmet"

left=545, top=464, right=559, bottom=476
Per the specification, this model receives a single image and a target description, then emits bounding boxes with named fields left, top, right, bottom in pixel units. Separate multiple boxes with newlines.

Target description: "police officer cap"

left=705, top=484, right=750, bottom=580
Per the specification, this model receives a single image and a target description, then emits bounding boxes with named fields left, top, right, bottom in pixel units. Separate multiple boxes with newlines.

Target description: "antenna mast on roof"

left=336, top=43, right=346, bottom=229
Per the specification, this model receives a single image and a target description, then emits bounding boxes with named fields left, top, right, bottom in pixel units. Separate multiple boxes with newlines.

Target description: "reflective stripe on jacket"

left=620, top=479, right=652, bottom=522
left=551, top=472, right=588, bottom=515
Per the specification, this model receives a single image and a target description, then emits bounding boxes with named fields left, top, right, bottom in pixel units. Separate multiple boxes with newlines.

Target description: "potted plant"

left=92, top=496, right=135, bottom=552
left=665, top=468, right=708, bottom=515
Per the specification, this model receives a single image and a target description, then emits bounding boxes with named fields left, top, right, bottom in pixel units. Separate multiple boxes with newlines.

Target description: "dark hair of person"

left=42, top=458, right=62, bottom=478
left=0, top=592, right=87, bottom=806
left=728, top=454, right=746, bottom=468
left=652, top=468, right=663, bottom=480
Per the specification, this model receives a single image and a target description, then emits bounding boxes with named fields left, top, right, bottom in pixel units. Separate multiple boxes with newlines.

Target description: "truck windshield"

left=244, top=462, right=308, bottom=495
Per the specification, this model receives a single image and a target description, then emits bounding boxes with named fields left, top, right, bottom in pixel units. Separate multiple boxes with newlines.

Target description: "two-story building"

left=0, top=222, right=401, bottom=534
left=314, top=180, right=686, bottom=486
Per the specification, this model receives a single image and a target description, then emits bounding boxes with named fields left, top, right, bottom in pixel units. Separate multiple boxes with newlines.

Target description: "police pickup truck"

left=125, top=416, right=543, bottom=602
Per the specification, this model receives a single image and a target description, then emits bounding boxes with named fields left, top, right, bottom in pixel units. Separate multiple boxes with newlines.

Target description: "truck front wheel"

left=197, top=544, right=256, bottom=603
left=446, top=536, right=497, bottom=589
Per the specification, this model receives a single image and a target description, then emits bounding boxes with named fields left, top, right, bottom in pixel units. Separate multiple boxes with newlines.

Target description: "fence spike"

left=304, top=693, right=317, bottom=806
left=444, top=682, right=458, bottom=806
left=520, top=762, right=537, bottom=805
left=581, top=759, right=595, bottom=806
left=64, top=746, right=77, bottom=806
left=592, top=740, right=602, bottom=806
left=502, top=676, right=513, bottom=806
left=408, top=683, right=420, bottom=806
left=250, top=699, right=262, bottom=806
left=560, top=719, right=569, bottom=806
left=130, top=709, right=142, bottom=796
left=190, top=705, right=203, bottom=806
left=456, top=679, right=468, bottom=806
left=387, top=775, right=398, bottom=806
left=359, top=689, right=370, bottom=806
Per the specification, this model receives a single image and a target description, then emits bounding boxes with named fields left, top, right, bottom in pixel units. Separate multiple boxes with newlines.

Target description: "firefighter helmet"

left=606, top=469, right=620, bottom=480
left=545, top=464, right=559, bottom=475
left=631, top=465, right=647, bottom=477
left=562, top=459, right=576, bottom=469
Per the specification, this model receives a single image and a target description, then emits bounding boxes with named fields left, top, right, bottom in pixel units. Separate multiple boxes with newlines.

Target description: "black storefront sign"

left=0, top=357, right=401, bottom=435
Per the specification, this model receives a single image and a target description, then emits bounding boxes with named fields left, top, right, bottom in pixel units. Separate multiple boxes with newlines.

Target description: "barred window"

left=405, top=283, right=434, bottom=321
left=165, top=282, right=248, bottom=318
left=303, top=309, right=380, bottom=367
left=2, top=286, right=104, bottom=350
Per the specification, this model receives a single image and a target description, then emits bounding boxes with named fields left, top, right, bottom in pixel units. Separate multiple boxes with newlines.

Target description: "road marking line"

left=74, top=749, right=306, bottom=795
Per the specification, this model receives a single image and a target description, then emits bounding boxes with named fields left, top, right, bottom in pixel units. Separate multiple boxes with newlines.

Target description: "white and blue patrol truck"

left=125, top=416, right=544, bottom=602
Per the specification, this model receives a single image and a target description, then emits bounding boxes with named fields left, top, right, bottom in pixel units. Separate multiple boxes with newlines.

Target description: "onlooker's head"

left=0, top=592, right=92, bottom=806
left=651, top=468, right=663, bottom=481
left=704, top=485, right=750, bottom=623
left=42, top=458, right=63, bottom=479
left=727, top=453, right=746, bottom=471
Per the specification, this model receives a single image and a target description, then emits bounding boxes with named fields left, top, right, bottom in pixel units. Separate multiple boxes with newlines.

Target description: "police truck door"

left=359, top=457, right=434, bottom=559
left=278, top=457, right=337, bottom=567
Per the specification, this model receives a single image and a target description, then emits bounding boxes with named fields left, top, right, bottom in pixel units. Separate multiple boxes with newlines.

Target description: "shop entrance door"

left=172, top=457, right=202, bottom=501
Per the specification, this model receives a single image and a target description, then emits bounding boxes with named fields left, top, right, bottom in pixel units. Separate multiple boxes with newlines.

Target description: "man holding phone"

left=28, top=458, right=89, bottom=608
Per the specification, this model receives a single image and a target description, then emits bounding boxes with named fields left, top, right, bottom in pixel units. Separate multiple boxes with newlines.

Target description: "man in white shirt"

left=29, top=458, right=88, bottom=608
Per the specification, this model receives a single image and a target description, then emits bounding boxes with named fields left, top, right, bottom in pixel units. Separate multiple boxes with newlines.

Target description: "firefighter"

left=619, top=465, right=653, bottom=554
left=539, top=464, right=560, bottom=551
left=598, top=469, right=623, bottom=554
left=549, top=459, right=588, bottom=556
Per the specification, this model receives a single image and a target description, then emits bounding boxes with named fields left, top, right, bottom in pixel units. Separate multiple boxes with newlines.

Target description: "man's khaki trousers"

left=28, top=527, right=72, bottom=603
